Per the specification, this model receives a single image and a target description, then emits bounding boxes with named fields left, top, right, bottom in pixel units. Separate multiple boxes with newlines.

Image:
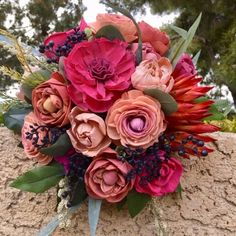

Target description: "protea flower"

left=165, top=73, right=220, bottom=158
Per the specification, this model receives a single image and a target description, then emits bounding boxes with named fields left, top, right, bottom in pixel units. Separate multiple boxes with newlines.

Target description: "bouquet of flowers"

left=0, top=2, right=220, bottom=235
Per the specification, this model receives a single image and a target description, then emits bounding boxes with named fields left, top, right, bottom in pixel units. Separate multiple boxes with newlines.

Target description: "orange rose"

left=67, top=107, right=111, bottom=157
left=21, top=112, right=53, bottom=165
left=89, top=14, right=137, bottom=42
left=138, top=21, right=170, bottom=56
left=32, top=72, right=72, bottom=127
left=106, top=90, right=167, bottom=149
left=84, top=148, right=134, bottom=203
left=131, top=57, right=174, bottom=93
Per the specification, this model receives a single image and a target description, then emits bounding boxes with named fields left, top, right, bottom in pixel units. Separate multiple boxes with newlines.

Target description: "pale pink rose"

left=84, top=148, right=134, bottom=203
left=138, top=21, right=170, bottom=56
left=131, top=43, right=161, bottom=61
left=32, top=72, right=73, bottom=127
left=131, top=57, right=174, bottom=93
left=89, top=14, right=137, bottom=42
left=21, top=112, right=53, bottom=165
left=67, top=107, right=111, bottom=157
left=106, top=90, right=167, bottom=149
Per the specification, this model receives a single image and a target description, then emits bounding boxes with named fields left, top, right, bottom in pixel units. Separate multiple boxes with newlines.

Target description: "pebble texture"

left=0, top=127, right=236, bottom=236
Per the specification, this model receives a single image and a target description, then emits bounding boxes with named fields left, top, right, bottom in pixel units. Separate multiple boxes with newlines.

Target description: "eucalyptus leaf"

left=95, top=25, right=125, bottom=41
left=3, top=104, right=32, bottom=134
left=127, top=190, right=151, bottom=218
left=88, top=197, right=102, bottom=236
left=10, top=164, right=64, bottom=193
left=144, top=88, right=178, bottom=115
left=40, top=133, right=73, bottom=157
left=21, top=83, right=33, bottom=101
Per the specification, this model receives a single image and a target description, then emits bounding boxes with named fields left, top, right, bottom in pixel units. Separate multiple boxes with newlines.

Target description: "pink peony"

left=64, top=38, right=135, bottom=113
left=131, top=57, right=174, bottom=93
left=84, top=148, right=134, bottom=203
left=106, top=90, right=167, bottom=149
left=135, top=152, right=183, bottom=196
left=172, top=53, right=196, bottom=78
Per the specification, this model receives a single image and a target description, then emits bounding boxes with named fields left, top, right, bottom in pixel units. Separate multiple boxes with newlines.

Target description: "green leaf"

left=10, top=164, right=64, bottom=193
left=40, top=133, right=73, bottom=157
left=175, top=183, right=182, bottom=199
left=70, top=181, right=87, bottom=206
left=21, top=83, right=33, bottom=102
left=3, top=104, right=32, bottom=134
left=170, top=13, right=202, bottom=67
left=127, top=190, right=151, bottom=218
left=192, top=50, right=201, bottom=66
left=95, top=25, right=125, bottom=41
left=170, top=25, right=188, bottom=39
left=24, top=69, right=51, bottom=87
left=144, top=88, right=178, bottom=115
left=101, top=1, right=142, bottom=64
left=88, top=197, right=102, bottom=236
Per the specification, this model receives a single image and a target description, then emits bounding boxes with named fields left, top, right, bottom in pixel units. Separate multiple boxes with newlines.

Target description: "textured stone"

left=0, top=127, right=236, bottom=236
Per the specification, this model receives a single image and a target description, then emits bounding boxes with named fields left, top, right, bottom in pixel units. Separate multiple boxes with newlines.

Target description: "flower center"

left=89, top=58, right=114, bottom=81
left=129, top=117, right=145, bottom=132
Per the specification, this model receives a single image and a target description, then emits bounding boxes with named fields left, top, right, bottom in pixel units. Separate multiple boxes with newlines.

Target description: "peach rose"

left=21, top=112, right=53, bottom=165
left=138, top=21, right=170, bottom=56
left=32, top=72, right=72, bottom=127
left=89, top=14, right=137, bottom=42
left=67, top=107, right=111, bottom=157
left=84, top=148, right=134, bottom=203
left=106, top=90, right=167, bottom=149
left=131, top=57, right=174, bottom=93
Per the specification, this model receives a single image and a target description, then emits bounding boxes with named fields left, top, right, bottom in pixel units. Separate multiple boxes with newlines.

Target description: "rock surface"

left=0, top=127, right=236, bottom=236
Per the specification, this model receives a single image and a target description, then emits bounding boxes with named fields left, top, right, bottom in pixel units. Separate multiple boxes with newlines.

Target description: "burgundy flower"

left=64, top=38, right=135, bottom=112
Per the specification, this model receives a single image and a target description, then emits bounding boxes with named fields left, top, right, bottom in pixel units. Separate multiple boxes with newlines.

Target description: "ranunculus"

left=32, top=72, right=73, bottom=127
left=106, top=90, right=167, bottom=149
left=21, top=112, right=53, bottom=165
left=131, top=57, right=174, bottom=93
left=84, top=148, right=134, bottom=203
left=89, top=14, right=137, bottom=42
left=131, top=42, right=161, bottom=61
left=43, top=18, right=88, bottom=59
left=138, top=21, right=170, bottom=56
left=67, top=107, right=111, bottom=157
left=172, top=53, right=196, bottom=78
left=135, top=153, right=183, bottom=197
left=64, top=38, right=135, bottom=112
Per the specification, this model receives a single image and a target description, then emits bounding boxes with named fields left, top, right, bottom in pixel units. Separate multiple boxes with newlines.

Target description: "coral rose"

left=32, top=72, right=72, bottom=127
left=131, top=57, right=174, bottom=93
left=21, top=112, right=53, bottom=165
left=64, top=38, right=135, bottom=112
left=67, top=107, right=111, bottom=157
left=84, top=148, right=134, bottom=203
left=106, top=90, right=167, bottom=149
left=135, top=152, right=183, bottom=196
left=138, top=21, right=170, bottom=56
left=172, top=53, right=196, bottom=78
left=90, top=14, right=137, bottom=42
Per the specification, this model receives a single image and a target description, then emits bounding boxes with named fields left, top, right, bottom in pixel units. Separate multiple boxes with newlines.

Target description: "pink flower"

left=67, top=107, right=111, bottom=157
left=131, top=57, right=174, bottom=93
left=55, top=149, right=75, bottom=174
left=32, top=72, right=73, bottom=127
left=89, top=14, right=137, bottom=42
left=172, top=53, right=196, bottom=78
left=43, top=18, right=88, bottom=59
left=84, top=148, right=134, bottom=203
left=21, top=112, right=53, bottom=165
left=106, top=90, right=167, bottom=149
left=64, top=38, right=135, bottom=113
left=135, top=152, right=183, bottom=196
left=131, top=43, right=161, bottom=61
left=138, top=21, right=170, bottom=56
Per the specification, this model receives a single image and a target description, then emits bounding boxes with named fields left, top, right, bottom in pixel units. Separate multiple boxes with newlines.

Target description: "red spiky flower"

left=164, top=67, right=220, bottom=158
